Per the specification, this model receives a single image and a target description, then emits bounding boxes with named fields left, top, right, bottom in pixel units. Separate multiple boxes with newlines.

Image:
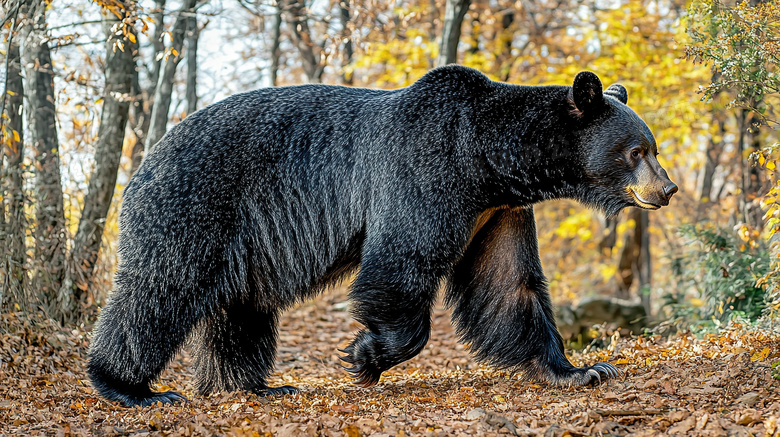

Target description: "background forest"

left=3, top=1, right=780, bottom=435
left=1, top=0, right=780, bottom=336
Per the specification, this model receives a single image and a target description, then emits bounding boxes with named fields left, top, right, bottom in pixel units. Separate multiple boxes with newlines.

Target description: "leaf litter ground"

left=1, top=286, right=780, bottom=436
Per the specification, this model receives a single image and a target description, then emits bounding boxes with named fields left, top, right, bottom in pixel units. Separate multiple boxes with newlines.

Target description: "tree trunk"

left=2, top=17, right=28, bottom=307
left=185, top=12, right=200, bottom=115
left=129, top=53, right=145, bottom=174
left=148, top=0, right=167, bottom=94
left=1, top=127, right=4, bottom=240
left=437, top=0, right=471, bottom=67
left=22, top=0, right=67, bottom=311
left=282, top=0, right=325, bottom=83
left=498, top=10, right=514, bottom=81
left=0, top=8, right=8, bottom=280
left=59, top=3, right=137, bottom=319
left=144, top=0, right=196, bottom=154
left=735, top=109, right=763, bottom=227
left=745, top=111, right=764, bottom=228
left=130, top=0, right=166, bottom=173
left=637, top=210, right=651, bottom=316
left=616, top=211, right=638, bottom=300
left=339, top=0, right=353, bottom=85
left=269, top=3, right=282, bottom=86
left=598, top=217, right=618, bottom=255
left=699, top=71, right=724, bottom=216
left=616, top=208, right=651, bottom=315
left=699, top=117, right=724, bottom=213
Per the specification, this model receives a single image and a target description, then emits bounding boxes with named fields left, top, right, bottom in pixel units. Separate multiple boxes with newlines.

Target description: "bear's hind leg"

left=193, top=300, right=297, bottom=397
left=446, top=207, right=619, bottom=386
left=88, top=288, right=194, bottom=407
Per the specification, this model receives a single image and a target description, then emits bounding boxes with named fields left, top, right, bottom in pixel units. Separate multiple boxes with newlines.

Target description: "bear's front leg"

left=341, top=256, right=442, bottom=386
left=446, top=207, right=619, bottom=386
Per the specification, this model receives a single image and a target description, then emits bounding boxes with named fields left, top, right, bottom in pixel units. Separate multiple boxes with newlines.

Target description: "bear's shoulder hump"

left=413, top=65, right=492, bottom=92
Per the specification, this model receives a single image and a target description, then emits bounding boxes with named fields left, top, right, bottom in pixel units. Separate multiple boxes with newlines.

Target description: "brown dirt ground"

left=1, top=286, right=780, bottom=436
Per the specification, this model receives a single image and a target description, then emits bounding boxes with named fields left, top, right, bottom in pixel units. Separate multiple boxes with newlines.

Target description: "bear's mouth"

left=629, top=189, right=661, bottom=210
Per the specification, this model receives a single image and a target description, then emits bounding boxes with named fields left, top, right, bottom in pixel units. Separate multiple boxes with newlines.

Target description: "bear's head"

left=569, top=71, right=677, bottom=217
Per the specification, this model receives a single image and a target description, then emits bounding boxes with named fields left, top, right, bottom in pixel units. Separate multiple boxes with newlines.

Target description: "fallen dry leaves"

left=1, top=286, right=779, bottom=436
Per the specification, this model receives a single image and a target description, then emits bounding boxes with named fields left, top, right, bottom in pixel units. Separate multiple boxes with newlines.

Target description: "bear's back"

left=120, top=67, right=498, bottom=260
left=130, top=66, right=495, bottom=207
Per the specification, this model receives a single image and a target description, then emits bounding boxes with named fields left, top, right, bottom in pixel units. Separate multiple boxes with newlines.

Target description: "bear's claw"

left=339, top=344, right=383, bottom=387
left=123, top=390, right=188, bottom=407
left=541, top=361, right=622, bottom=387
left=250, top=385, right=299, bottom=397
left=159, top=390, right=189, bottom=404
left=586, top=362, right=621, bottom=384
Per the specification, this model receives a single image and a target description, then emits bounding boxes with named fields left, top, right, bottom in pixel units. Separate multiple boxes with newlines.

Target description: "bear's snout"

left=663, top=182, right=678, bottom=201
left=629, top=154, right=677, bottom=209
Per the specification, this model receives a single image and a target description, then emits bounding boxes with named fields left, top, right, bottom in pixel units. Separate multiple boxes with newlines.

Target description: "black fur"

left=88, top=66, right=673, bottom=406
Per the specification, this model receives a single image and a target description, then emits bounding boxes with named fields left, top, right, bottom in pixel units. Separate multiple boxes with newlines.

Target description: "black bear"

left=88, top=66, right=677, bottom=407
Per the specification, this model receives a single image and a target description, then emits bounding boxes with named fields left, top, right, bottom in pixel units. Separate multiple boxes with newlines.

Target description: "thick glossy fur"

left=88, top=66, right=667, bottom=406
left=446, top=207, right=616, bottom=385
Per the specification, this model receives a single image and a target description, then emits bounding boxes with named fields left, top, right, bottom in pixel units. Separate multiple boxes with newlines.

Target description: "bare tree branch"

left=144, top=0, right=197, bottom=153
left=437, top=0, right=471, bottom=66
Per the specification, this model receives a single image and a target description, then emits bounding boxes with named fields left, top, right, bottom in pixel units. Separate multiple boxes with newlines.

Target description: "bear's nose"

left=663, top=183, right=678, bottom=200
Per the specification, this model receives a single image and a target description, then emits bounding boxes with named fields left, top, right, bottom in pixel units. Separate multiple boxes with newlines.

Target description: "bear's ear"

left=605, top=84, right=628, bottom=104
left=571, top=71, right=604, bottom=115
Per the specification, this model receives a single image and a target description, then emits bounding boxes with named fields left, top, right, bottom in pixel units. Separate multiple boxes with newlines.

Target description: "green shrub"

left=664, top=225, right=769, bottom=330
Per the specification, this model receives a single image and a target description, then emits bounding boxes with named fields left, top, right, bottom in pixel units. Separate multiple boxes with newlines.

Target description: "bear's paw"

left=339, top=330, right=386, bottom=387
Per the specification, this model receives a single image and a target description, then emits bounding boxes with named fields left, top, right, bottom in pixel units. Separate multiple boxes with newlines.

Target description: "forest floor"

left=2, top=286, right=780, bottom=436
